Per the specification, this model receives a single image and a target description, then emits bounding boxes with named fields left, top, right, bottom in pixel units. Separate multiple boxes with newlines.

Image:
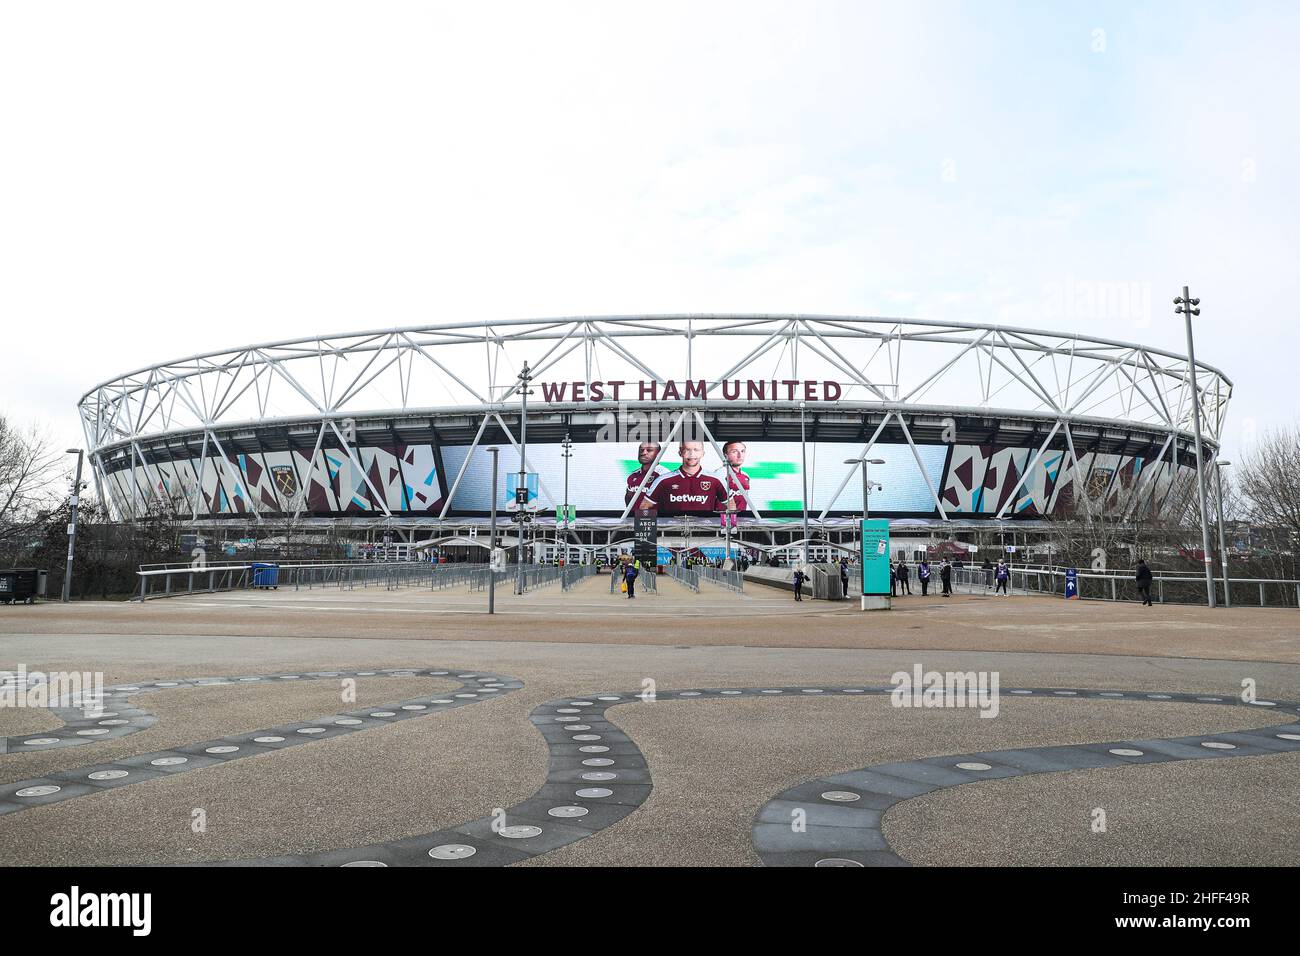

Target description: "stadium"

left=76, top=314, right=1230, bottom=561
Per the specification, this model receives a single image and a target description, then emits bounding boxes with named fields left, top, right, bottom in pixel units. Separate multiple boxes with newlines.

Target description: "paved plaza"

left=1, top=574, right=1297, bottom=867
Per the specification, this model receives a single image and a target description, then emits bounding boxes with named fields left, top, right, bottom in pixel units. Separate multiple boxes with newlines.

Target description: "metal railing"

left=134, top=560, right=488, bottom=601
left=467, top=567, right=512, bottom=593
left=664, top=563, right=700, bottom=592
left=562, top=564, right=599, bottom=591
left=807, top=563, right=854, bottom=600
left=429, top=563, right=490, bottom=590
left=949, top=566, right=1300, bottom=608
left=607, top=565, right=658, bottom=595
left=465, top=564, right=561, bottom=594
left=698, top=565, right=744, bottom=592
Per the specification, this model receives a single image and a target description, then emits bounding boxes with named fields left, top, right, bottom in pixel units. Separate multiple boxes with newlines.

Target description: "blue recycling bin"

left=251, top=562, right=279, bottom=589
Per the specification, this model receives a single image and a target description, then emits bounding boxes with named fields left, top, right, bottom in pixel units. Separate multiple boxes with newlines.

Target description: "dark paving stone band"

left=0, top=668, right=522, bottom=816
left=751, top=688, right=1300, bottom=867
left=203, top=684, right=1300, bottom=867
left=5, top=674, right=1296, bottom=866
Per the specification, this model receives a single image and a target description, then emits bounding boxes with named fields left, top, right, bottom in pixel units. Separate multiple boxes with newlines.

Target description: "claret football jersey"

left=714, top=466, right=751, bottom=511
left=641, top=467, right=728, bottom=515
left=625, top=466, right=662, bottom=505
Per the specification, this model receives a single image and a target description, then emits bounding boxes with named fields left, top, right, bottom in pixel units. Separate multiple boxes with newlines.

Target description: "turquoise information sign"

left=860, top=519, right=891, bottom=596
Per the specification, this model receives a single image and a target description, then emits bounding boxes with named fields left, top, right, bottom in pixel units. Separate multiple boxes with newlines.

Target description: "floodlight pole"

left=1214, top=459, right=1231, bottom=608
left=1174, top=287, right=1216, bottom=608
left=561, top=433, right=573, bottom=540
left=799, top=401, right=810, bottom=566
left=488, top=446, right=498, bottom=614
left=517, top=361, right=532, bottom=596
left=845, top=457, right=885, bottom=553
left=61, top=449, right=85, bottom=602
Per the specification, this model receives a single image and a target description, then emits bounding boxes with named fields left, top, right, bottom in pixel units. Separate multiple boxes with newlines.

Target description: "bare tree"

left=1237, top=425, right=1300, bottom=537
left=0, top=414, right=61, bottom=544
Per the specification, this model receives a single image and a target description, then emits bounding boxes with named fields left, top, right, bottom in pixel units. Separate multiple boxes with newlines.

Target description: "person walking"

left=918, top=560, right=931, bottom=597
left=897, top=559, right=911, bottom=595
left=624, top=559, right=639, bottom=599
left=1135, top=558, right=1153, bottom=606
left=792, top=567, right=805, bottom=601
left=940, top=559, right=952, bottom=597
left=840, top=561, right=850, bottom=600
left=982, top=557, right=993, bottom=591
left=994, top=559, right=1009, bottom=595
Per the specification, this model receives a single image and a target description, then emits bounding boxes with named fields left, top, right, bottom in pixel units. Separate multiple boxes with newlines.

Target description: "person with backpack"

left=624, top=559, right=639, bottom=599
left=918, top=560, right=932, bottom=596
left=995, top=559, right=1010, bottom=595
left=940, top=559, right=953, bottom=597
left=792, top=567, right=806, bottom=601
left=1135, top=558, right=1153, bottom=606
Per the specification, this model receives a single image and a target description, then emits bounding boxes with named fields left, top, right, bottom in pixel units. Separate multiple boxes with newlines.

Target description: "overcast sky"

left=2, top=0, right=1296, bottom=469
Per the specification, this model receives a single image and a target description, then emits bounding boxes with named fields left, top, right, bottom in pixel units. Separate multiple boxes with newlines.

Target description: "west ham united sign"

left=537, top=379, right=844, bottom=403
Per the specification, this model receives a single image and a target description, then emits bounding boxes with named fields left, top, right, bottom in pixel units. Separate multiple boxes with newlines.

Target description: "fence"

left=697, top=565, right=744, bottom=593
left=562, top=564, right=599, bottom=591
left=134, top=560, right=489, bottom=601
left=949, top=565, right=1300, bottom=609
left=664, top=563, right=700, bottom=592
left=807, top=563, right=852, bottom=600
left=467, top=567, right=512, bottom=593
left=607, top=565, right=658, bottom=594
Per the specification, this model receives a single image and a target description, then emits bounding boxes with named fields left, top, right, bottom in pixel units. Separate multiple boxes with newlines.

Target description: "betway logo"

left=668, top=494, right=709, bottom=504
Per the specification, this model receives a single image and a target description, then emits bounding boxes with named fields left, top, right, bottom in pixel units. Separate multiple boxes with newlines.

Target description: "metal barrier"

left=606, top=564, right=658, bottom=595
left=697, top=565, right=744, bottom=592
left=134, top=561, right=488, bottom=602
left=949, top=565, right=1300, bottom=608
left=562, top=564, right=598, bottom=591
left=664, top=563, right=700, bottom=592
left=467, top=567, right=512, bottom=593
left=470, top=563, right=565, bottom=595
left=808, top=564, right=853, bottom=600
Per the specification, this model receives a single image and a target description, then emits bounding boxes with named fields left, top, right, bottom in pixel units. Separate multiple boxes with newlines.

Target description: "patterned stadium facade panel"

left=101, top=443, right=444, bottom=520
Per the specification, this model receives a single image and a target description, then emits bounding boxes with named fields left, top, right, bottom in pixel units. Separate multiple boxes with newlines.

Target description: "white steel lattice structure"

left=78, top=314, right=1230, bottom=528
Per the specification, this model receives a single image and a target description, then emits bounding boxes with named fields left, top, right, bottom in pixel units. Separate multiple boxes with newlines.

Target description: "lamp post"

left=516, top=361, right=532, bottom=595
left=487, top=446, right=498, bottom=614
left=61, top=448, right=85, bottom=603
left=1174, top=288, right=1216, bottom=608
left=844, top=457, right=885, bottom=548
left=799, top=401, right=810, bottom=566
left=561, top=433, right=573, bottom=549
left=1214, top=459, right=1232, bottom=609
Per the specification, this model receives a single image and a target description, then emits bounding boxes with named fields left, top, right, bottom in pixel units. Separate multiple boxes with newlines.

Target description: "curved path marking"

left=216, top=684, right=1300, bottom=867
left=0, top=668, right=522, bottom=815
left=752, top=688, right=1300, bottom=867
left=4, top=675, right=1298, bottom=866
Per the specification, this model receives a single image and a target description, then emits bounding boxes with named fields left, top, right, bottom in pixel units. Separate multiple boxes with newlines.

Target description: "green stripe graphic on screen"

left=745, top=461, right=797, bottom=478
left=622, top=459, right=795, bottom=477
left=623, top=460, right=681, bottom=472
left=764, top=500, right=804, bottom=511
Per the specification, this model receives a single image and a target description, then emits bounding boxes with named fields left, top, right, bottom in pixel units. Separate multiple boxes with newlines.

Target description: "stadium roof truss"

left=78, top=315, right=1231, bottom=525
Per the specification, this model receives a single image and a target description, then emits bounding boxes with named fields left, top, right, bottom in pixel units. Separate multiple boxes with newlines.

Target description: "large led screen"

left=439, top=440, right=947, bottom=517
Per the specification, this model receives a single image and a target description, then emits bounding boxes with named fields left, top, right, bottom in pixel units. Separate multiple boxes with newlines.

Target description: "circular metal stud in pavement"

left=428, top=844, right=477, bottom=860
